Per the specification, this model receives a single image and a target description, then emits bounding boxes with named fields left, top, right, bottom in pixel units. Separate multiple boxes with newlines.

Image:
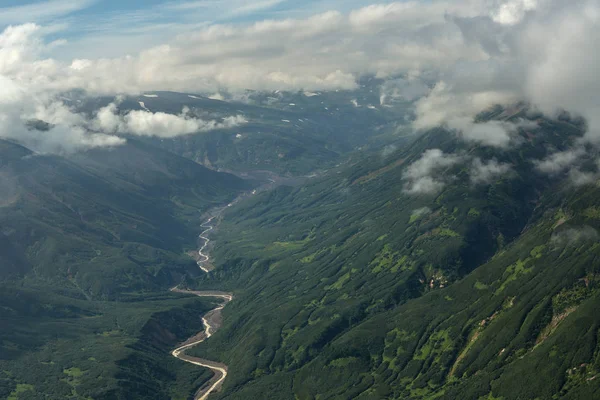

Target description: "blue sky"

left=0, top=0, right=391, bottom=58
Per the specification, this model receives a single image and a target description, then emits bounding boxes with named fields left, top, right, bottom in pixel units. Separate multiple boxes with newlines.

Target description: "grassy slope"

left=186, top=116, right=600, bottom=399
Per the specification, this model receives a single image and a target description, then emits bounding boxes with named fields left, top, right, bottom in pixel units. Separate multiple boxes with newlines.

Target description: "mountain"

left=3, top=92, right=598, bottom=400
left=0, top=138, right=249, bottom=295
left=0, top=137, right=250, bottom=399
left=73, top=79, right=412, bottom=176
left=180, top=112, right=600, bottom=399
left=0, top=80, right=410, bottom=399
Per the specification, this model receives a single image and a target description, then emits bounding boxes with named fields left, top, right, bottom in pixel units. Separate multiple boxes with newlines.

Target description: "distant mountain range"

left=70, top=78, right=413, bottom=175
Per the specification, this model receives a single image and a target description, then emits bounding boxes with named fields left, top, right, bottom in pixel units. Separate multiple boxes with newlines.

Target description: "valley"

left=170, top=287, right=232, bottom=400
left=178, top=113, right=600, bottom=399
left=170, top=214, right=233, bottom=400
left=1, top=1, right=598, bottom=399
left=5, top=106, right=600, bottom=400
left=0, top=136, right=251, bottom=399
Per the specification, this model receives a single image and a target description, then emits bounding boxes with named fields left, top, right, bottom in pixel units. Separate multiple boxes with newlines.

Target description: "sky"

left=0, top=0, right=384, bottom=58
left=0, top=0, right=598, bottom=176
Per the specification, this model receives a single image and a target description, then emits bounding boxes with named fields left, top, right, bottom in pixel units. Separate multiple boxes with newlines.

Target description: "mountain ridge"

left=182, top=113, right=600, bottom=399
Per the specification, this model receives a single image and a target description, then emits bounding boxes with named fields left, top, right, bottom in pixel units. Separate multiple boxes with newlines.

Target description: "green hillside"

left=0, top=138, right=250, bottom=399
left=3, top=100, right=598, bottom=400
left=183, top=114, right=600, bottom=399
left=76, top=80, right=411, bottom=176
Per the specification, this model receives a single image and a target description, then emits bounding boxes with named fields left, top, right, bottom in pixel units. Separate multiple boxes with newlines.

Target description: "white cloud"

left=381, top=144, right=397, bottom=158
left=208, top=92, right=225, bottom=101
left=0, top=0, right=598, bottom=152
left=521, top=0, right=600, bottom=142
left=404, top=151, right=515, bottom=194
left=534, top=146, right=600, bottom=187
left=470, top=157, right=512, bottom=184
left=453, top=119, right=513, bottom=148
left=551, top=226, right=599, bottom=247
left=0, top=2, right=494, bottom=94
left=490, top=0, right=540, bottom=25
left=379, top=77, right=430, bottom=105
left=0, top=28, right=124, bottom=154
left=0, top=23, right=250, bottom=153
left=406, top=0, right=600, bottom=148
left=411, top=206, right=432, bottom=219
left=167, top=0, right=286, bottom=16
left=402, top=149, right=463, bottom=195
left=567, top=168, right=600, bottom=187
left=412, top=81, right=539, bottom=148
left=535, top=148, right=587, bottom=174
left=413, top=81, right=521, bottom=147
left=94, top=103, right=247, bottom=138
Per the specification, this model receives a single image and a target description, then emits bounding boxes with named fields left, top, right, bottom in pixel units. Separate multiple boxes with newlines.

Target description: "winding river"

left=171, top=215, right=233, bottom=400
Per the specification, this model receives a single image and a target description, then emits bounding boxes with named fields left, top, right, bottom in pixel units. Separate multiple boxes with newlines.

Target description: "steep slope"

left=184, top=114, right=600, bottom=399
left=268, top=185, right=600, bottom=400
left=0, top=287, right=219, bottom=400
left=0, top=138, right=249, bottom=296
left=0, top=138, right=250, bottom=399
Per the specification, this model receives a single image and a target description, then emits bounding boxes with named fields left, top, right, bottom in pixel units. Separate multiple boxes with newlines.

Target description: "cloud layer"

left=402, top=149, right=464, bottom=195
left=402, top=149, right=514, bottom=195
left=0, top=23, right=248, bottom=153
left=0, top=0, right=598, bottom=153
left=470, top=157, right=512, bottom=184
left=95, top=103, right=246, bottom=138
left=3, top=1, right=587, bottom=95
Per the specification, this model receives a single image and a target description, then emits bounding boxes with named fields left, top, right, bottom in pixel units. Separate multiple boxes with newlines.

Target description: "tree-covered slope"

left=0, top=138, right=250, bottom=399
left=0, top=138, right=249, bottom=296
left=186, top=114, right=600, bottom=399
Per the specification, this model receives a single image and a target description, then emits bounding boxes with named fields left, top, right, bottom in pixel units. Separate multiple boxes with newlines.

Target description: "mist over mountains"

left=1, top=0, right=600, bottom=399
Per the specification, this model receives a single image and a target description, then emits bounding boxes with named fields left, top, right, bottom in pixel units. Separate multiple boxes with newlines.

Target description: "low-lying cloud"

left=567, top=168, right=600, bottom=187
left=0, top=72, right=124, bottom=153
left=534, top=146, right=600, bottom=187
left=0, top=0, right=598, bottom=152
left=403, top=150, right=515, bottom=195
left=551, top=226, right=599, bottom=248
left=379, top=77, right=430, bottom=105
left=535, top=148, right=587, bottom=175
left=0, top=23, right=249, bottom=153
left=470, top=157, right=512, bottom=184
left=95, top=103, right=246, bottom=138
left=410, top=207, right=432, bottom=219
left=402, top=149, right=463, bottom=195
